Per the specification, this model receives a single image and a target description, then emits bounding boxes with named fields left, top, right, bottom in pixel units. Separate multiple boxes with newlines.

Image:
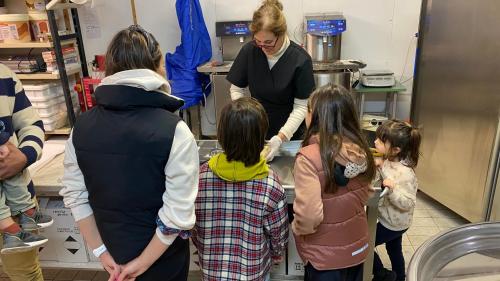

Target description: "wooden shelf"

left=45, top=126, right=71, bottom=135
left=17, top=66, right=81, bottom=80
left=45, top=125, right=71, bottom=136
left=34, top=185, right=62, bottom=197
left=0, top=39, right=76, bottom=49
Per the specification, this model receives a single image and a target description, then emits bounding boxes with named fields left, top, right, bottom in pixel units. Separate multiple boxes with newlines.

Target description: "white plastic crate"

left=24, top=82, right=62, bottom=101
left=42, top=111, right=67, bottom=131
left=57, top=96, right=79, bottom=111
left=32, top=96, right=65, bottom=116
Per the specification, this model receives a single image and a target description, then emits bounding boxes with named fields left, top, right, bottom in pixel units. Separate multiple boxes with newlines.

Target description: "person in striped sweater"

left=0, top=63, right=53, bottom=280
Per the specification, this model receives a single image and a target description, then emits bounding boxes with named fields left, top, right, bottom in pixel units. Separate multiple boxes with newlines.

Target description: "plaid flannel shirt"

left=193, top=162, right=289, bottom=281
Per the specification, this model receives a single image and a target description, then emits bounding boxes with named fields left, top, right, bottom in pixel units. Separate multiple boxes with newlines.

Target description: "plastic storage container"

left=24, top=82, right=61, bottom=101
left=0, top=14, right=31, bottom=43
left=42, top=111, right=67, bottom=131
left=31, top=95, right=65, bottom=116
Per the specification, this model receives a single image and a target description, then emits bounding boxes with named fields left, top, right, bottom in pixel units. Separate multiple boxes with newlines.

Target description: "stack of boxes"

left=24, top=80, right=79, bottom=131
left=42, top=46, right=80, bottom=74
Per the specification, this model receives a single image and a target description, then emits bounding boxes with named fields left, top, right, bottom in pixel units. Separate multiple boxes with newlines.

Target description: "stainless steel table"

left=31, top=140, right=380, bottom=280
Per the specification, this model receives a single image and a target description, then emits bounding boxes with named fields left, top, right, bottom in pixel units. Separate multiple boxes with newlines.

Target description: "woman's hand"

left=266, top=135, right=284, bottom=162
left=99, top=252, right=120, bottom=281
left=117, top=257, right=149, bottom=281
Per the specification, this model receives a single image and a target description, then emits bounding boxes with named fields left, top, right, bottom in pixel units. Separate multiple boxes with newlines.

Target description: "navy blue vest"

left=72, top=85, right=188, bottom=270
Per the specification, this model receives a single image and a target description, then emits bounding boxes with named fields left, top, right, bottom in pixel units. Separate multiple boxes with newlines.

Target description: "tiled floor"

left=0, top=191, right=468, bottom=280
left=375, top=192, right=468, bottom=270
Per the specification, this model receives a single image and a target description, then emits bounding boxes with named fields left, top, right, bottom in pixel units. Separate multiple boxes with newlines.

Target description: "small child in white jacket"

left=372, top=120, right=421, bottom=281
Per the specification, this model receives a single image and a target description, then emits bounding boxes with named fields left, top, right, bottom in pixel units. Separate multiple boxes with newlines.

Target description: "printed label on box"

left=38, top=199, right=89, bottom=263
left=287, top=231, right=305, bottom=276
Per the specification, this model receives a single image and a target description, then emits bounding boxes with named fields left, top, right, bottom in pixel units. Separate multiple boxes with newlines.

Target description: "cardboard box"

left=270, top=259, right=286, bottom=275
left=287, top=232, right=305, bottom=276
left=86, top=243, right=100, bottom=262
left=38, top=199, right=89, bottom=263
left=37, top=198, right=58, bottom=261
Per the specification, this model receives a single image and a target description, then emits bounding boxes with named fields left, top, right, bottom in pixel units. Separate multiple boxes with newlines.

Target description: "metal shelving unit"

left=46, top=1, right=88, bottom=128
left=1, top=0, right=88, bottom=134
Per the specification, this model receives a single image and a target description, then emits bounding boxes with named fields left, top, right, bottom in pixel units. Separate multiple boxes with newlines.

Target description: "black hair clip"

left=128, top=24, right=157, bottom=56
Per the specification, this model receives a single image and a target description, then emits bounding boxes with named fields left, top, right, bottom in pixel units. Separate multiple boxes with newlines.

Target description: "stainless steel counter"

left=197, top=60, right=364, bottom=74
left=32, top=140, right=380, bottom=280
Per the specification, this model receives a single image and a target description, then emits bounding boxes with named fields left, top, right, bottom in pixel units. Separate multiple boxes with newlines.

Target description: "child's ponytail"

left=376, top=120, right=421, bottom=168
left=408, top=126, right=421, bottom=168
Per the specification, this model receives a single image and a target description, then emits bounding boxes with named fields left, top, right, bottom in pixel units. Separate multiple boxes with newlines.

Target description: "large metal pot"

left=407, top=222, right=500, bottom=281
left=314, top=71, right=351, bottom=89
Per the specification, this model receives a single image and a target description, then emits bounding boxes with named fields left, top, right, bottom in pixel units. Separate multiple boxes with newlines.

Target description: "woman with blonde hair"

left=227, top=0, right=315, bottom=162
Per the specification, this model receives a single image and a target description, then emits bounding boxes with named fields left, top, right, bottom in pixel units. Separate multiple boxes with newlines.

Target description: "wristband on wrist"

left=93, top=244, right=107, bottom=258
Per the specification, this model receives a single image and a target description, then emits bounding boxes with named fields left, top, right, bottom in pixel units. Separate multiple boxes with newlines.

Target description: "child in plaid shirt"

left=193, top=97, right=289, bottom=281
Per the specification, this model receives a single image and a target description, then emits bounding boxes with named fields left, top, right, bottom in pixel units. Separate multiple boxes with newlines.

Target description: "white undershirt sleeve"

left=229, top=84, right=248, bottom=101
left=279, top=98, right=308, bottom=141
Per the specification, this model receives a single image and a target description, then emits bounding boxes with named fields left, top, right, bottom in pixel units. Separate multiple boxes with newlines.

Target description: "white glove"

left=266, top=135, right=283, bottom=162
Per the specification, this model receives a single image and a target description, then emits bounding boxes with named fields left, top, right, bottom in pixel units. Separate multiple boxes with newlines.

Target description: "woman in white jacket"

left=60, top=25, right=199, bottom=281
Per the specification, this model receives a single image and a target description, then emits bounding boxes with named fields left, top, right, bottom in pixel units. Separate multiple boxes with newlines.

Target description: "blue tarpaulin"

left=166, top=0, right=212, bottom=109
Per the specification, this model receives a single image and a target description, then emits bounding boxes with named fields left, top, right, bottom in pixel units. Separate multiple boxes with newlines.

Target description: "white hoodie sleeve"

left=61, top=123, right=200, bottom=247
left=60, top=132, right=93, bottom=222
left=155, top=121, right=199, bottom=245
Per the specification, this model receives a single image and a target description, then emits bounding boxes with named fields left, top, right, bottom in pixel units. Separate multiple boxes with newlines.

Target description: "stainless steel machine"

left=304, top=13, right=345, bottom=62
left=215, top=21, right=252, bottom=61
left=304, top=13, right=354, bottom=89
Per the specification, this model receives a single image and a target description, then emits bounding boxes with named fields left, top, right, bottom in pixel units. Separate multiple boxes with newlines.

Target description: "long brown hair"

left=303, top=84, right=376, bottom=194
left=218, top=97, right=269, bottom=166
left=250, top=0, right=287, bottom=36
left=105, top=25, right=163, bottom=77
left=376, top=120, right=421, bottom=168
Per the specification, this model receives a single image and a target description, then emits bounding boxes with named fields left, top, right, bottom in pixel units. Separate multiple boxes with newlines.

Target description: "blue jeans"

left=373, top=223, right=408, bottom=281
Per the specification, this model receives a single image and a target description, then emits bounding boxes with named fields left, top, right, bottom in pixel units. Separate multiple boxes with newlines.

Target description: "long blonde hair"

left=250, top=0, right=287, bottom=36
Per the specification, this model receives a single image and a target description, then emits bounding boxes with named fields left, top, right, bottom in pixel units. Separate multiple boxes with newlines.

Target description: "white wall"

left=78, top=1, right=134, bottom=60
left=80, top=0, right=421, bottom=123
left=207, top=0, right=422, bottom=120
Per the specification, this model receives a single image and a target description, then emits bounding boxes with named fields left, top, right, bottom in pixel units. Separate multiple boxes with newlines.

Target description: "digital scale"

left=360, top=70, right=396, bottom=87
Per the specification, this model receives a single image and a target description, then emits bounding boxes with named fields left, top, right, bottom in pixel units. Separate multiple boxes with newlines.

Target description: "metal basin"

left=407, top=222, right=500, bottom=281
left=197, top=140, right=300, bottom=203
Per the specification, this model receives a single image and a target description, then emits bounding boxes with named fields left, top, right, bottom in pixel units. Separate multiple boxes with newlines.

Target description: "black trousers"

left=136, top=236, right=190, bottom=281
left=372, top=223, right=408, bottom=281
left=304, top=263, right=363, bottom=281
